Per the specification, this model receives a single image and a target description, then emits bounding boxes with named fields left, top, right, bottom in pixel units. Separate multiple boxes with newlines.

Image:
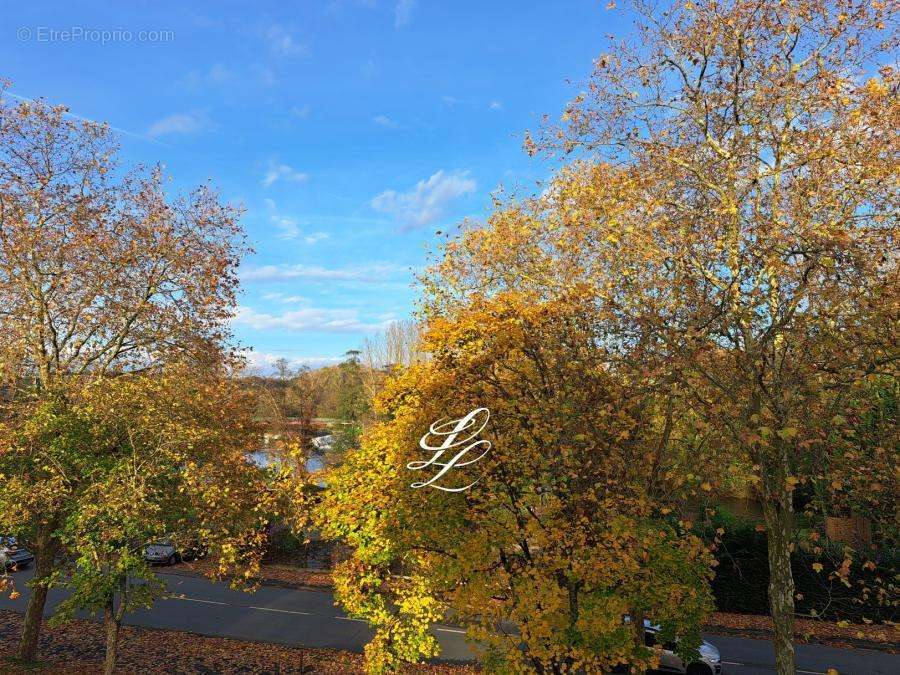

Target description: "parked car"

left=0, top=536, right=35, bottom=571
left=644, top=621, right=723, bottom=675
left=617, top=618, right=722, bottom=674
left=143, top=540, right=205, bottom=566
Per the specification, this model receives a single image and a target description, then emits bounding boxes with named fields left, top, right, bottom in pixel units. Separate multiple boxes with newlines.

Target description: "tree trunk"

left=103, top=575, right=127, bottom=675
left=16, top=530, right=57, bottom=662
left=103, top=595, right=120, bottom=675
left=630, top=607, right=646, bottom=675
left=761, top=491, right=796, bottom=675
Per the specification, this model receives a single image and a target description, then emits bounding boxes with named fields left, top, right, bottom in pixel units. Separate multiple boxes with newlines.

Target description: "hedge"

left=701, top=509, right=897, bottom=623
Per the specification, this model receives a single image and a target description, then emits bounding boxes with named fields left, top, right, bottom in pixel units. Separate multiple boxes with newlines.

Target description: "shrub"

left=701, top=508, right=897, bottom=623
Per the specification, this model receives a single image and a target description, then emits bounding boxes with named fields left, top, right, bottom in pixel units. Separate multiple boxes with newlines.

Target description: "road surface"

left=0, top=567, right=895, bottom=674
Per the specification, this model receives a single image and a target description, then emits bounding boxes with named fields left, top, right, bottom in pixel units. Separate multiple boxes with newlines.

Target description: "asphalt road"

left=1, top=566, right=896, bottom=674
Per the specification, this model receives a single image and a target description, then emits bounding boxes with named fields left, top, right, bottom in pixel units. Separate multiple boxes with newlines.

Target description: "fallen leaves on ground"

left=0, top=609, right=477, bottom=674
left=707, top=612, right=898, bottom=651
left=168, top=558, right=334, bottom=591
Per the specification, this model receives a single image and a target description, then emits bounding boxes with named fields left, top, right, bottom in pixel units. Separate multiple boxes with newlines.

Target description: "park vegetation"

left=321, top=1, right=898, bottom=673
left=0, top=88, right=287, bottom=673
left=0, top=1, right=896, bottom=674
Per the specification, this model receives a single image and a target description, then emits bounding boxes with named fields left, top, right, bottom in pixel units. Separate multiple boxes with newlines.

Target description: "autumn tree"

left=0, top=91, right=248, bottom=661
left=803, top=376, right=898, bottom=543
left=320, top=281, right=715, bottom=673
left=6, top=370, right=270, bottom=675
left=529, top=1, right=899, bottom=672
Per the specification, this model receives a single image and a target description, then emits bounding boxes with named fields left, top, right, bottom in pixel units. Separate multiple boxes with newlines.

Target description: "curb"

left=159, top=566, right=333, bottom=593
left=703, top=624, right=898, bottom=654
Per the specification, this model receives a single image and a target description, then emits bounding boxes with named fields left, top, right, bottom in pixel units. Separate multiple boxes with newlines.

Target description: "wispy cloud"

left=261, top=291, right=308, bottom=304
left=255, top=66, right=277, bottom=87
left=292, top=104, right=311, bottom=118
left=371, top=169, right=476, bottom=230
left=304, top=232, right=330, bottom=244
left=442, top=95, right=505, bottom=112
left=3, top=91, right=170, bottom=147
left=265, top=24, right=309, bottom=57
left=207, top=64, right=234, bottom=83
left=372, top=114, right=398, bottom=128
left=262, top=159, right=309, bottom=188
left=241, top=262, right=408, bottom=283
left=241, top=350, right=342, bottom=373
left=361, top=56, right=379, bottom=78
left=234, top=305, right=395, bottom=334
left=263, top=200, right=329, bottom=243
left=146, top=111, right=213, bottom=137
left=272, top=215, right=301, bottom=240
left=395, top=0, right=416, bottom=27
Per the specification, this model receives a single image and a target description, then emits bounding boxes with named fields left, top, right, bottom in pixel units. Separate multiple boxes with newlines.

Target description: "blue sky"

left=3, top=1, right=628, bottom=372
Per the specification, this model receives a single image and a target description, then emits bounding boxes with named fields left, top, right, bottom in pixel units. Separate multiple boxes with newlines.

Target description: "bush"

left=700, top=508, right=897, bottom=623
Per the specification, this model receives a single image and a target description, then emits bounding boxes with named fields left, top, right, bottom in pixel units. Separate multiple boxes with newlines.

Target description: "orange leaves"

left=0, top=94, right=248, bottom=389
left=323, top=270, right=719, bottom=671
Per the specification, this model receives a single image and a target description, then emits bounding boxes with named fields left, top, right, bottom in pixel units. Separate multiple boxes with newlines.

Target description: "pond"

left=247, top=449, right=325, bottom=474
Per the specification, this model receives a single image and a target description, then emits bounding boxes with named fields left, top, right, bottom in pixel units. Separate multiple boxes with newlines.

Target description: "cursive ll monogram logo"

left=407, top=407, right=491, bottom=492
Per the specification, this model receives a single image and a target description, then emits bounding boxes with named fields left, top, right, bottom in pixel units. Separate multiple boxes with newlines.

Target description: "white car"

left=143, top=540, right=205, bottom=566
left=644, top=622, right=723, bottom=674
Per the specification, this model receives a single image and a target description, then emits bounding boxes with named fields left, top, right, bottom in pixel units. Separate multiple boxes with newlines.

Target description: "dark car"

left=0, top=537, right=35, bottom=571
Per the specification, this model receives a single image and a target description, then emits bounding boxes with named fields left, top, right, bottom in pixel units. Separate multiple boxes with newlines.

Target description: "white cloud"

left=395, top=0, right=416, bottom=27
left=372, top=114, right=398, bottom=128
left=263, top=198, right=299, bottom=239
left=261, top=291, right=308, bottom=304
left=292, top=104, right=311, bottom=118
left=263, top=200, right=329, bottom=243
left=146, top=111, right=212, bottom=137
left=241, top=262, right=407, bottom=282
left=234, top=305, right=395, bottom=334
left=184, top=64, right=233, bottom=87
left=441, top=96, right=504, bottom=111
left=262, top=159, right=309, bottom=188
left=207, top=64, right=234, bottom=83
left=241, top=350, right=342, bottom=374
left=371, top=169, right=476, bottom=230
left=265, top=24, right=309, bottom=57
left=304, top=232, right=330, bottom=244
left=272, top=215, right=301, bottom=240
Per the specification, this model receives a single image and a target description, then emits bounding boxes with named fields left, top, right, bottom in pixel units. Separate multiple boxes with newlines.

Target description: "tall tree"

left=531, top=2, right=898, bottom=671
left=334, top=350, right=368, bottom=422
left=16, top=371, right=271, bottom=675
left=321, top=283, right=715, bottom=673
left=0, top=91, right=248, bottom=661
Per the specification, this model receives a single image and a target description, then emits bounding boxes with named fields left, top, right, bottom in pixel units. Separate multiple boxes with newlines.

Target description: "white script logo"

left=407, top=407, right=491, bottom=492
